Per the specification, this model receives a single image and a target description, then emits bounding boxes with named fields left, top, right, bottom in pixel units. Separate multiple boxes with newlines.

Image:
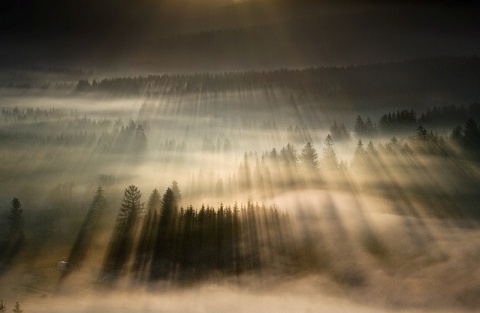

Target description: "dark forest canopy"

left=73, top=56, right=480, bottom=102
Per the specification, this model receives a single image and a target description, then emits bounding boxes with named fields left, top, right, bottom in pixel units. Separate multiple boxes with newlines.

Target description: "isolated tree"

left=11, top=302, right=22, bottom=313
left=322, top=134, right=338, bottom=171
left=300, top=142, right=319, bottom=171
left=8, top=197, right=23, bottom=236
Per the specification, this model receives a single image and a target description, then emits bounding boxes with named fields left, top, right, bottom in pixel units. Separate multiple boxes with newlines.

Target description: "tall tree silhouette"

left=300, top=142, right=319, bottom=173
left=0, top=198, right=24, bottom=274
left=133, top=188, right=160, bottom=280
left=8, top=198, right=23, bottom=238
left=171, top=181, right=182, bottom=204
left=103, top=185, right=143, bottom=280
left=352, top=139, right=368, bottom=169
left=11, top=302, right=22, bottom=313
left=150, top=187, right=178, bottom=280
left=322, top=134, right=339, bottom=171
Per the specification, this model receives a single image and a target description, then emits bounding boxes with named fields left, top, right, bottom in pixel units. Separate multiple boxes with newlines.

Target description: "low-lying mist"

left=1, top=88, right=479, bottom=312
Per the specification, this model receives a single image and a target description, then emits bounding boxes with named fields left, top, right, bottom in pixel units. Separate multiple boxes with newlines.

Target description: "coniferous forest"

left=1, top=1, right=480, bottom=312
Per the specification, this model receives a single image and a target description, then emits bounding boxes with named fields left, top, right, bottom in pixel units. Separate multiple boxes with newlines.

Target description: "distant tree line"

left=354, top=104, right=480, bottom=136
left=75, top=56, right=480, bottom=101
left=0, top=108, right=148, bottom=155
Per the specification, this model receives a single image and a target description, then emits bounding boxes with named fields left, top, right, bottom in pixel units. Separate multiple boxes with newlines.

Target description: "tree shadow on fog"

left=366, top=150, right=445, bottom=260
left=100, top=185, right=142, bottom=285
left=58, top=186, right=108, bottom=283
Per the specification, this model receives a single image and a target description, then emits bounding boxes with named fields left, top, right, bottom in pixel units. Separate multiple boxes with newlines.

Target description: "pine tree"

left=300, top=142, right=319, bottom=171
left=367, top=141, right=377, bottom=155
left=12, top=302, right=22, bottom=313
left=416, top=125, right=429, bottom=141
left=451, top=124, right=463, bottom=144
left=147, top=188, right=161, bottom=213
left=8, top=198, right=23, bottom=235
left=162, top=188, right=177, bottom=215
left=117, top=185, right=143, bottom=227
left=171, top=180, right=182, bottom=203
left=280, top=143, right=297, bottom=167
left=322, top=134, right=338, bottom=171
left=354, top=115, right=366, bottom=135
left=352, top=139, right=368, bottom=168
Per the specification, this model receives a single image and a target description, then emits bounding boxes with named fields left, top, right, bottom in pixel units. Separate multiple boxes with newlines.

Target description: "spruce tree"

left=12, top=302, right=22, bottom=313
left=147, top=188, right=161, bottom=213
left=352, top=139, right=368, bottom=168
left=171, top=181, right=182, bottom=203
left=300, top=142, right=319, bottom=171
left=8, top=198, right=23, bottom=236
left=322, top=134, right=338, bottom=171
left=117, top=185, right=143, bottom=227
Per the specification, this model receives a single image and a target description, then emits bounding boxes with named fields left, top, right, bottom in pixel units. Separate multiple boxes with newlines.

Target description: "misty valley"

left=1, top=57, right=480, bottom=312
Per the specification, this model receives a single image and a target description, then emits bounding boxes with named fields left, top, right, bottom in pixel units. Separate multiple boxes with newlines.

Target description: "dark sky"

left=1, top=0, right=479, bottom=72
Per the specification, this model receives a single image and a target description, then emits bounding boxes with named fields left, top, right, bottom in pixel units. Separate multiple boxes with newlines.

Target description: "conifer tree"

left=171, top=181, right=182, bottom=203
left=8, top=198, right=23, bottom=236
left=322, top=134, right=338, bottom=171
left=463, top=118, right=480, bottom=150
left=12, top=302, right=22, bottom=313
left=147, top=188, right=161, bottom=213
left=118, top=185, right=143, bottom=226
left=300, top=142, right=319, bottom=171
left=352, top=139, right=368, bottom=168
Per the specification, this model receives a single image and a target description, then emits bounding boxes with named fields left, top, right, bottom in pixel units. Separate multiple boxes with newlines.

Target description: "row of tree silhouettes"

left=0, top=107, right=148, bottom=155
left=100, top=183, right=295, bottom=282
left=182, top=120, right=480, bottom=200
left=75, top=56, right=480, bottom=100
left=354, top=104, right=480, bottom=137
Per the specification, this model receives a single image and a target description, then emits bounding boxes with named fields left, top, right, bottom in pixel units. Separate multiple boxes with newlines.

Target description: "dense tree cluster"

left=330, top=121, right=350, bottom=141
left=451, top=118, right=480, bottom=153
left=419, top=104, right=480, bottom=129
left=378, top=110, right=417, bottom=134
left=354, top=115, right=376, bottom=136
left=355, top=104, right=480, bottom=137
left=102, top=183, right=293, bottom=282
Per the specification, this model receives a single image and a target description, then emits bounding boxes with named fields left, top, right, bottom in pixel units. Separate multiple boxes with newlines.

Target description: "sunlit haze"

left=0, top=1, right=480, bottom=312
